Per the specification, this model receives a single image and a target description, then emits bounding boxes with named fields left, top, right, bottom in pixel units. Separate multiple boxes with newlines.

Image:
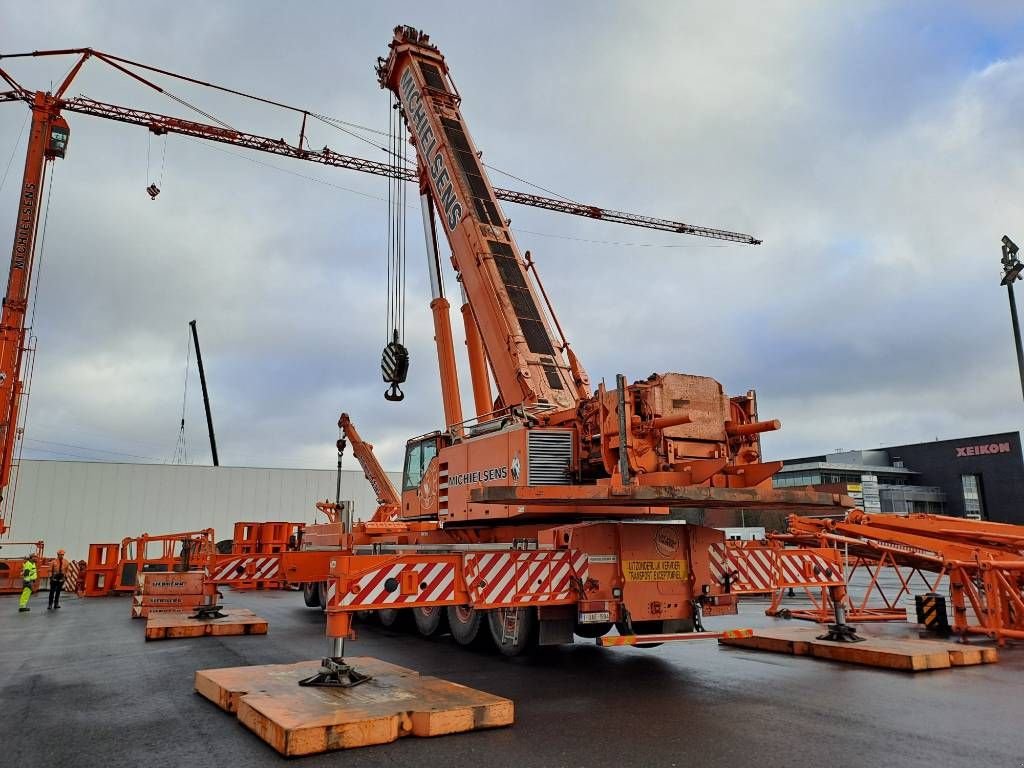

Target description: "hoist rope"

left=172, top=328, right=192, bottom=464
left=0, top=110, right=29, bottom=194
left=385, top=93, right=407, bottom=345
left=28, top=163, right=56, bottom=332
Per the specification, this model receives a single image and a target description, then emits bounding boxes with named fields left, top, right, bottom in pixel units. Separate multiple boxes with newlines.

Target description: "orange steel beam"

left=430, top=296, right=464, bottom=429
left=460, top=291, right=493, bottom=416
left=473, top=484, right=854, bottom=512
left=0, top=95, right=53, bottom=516
left=338, top=412, right=401, bottom=520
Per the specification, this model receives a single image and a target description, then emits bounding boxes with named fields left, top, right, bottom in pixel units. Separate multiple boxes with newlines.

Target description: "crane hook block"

left=381, top=334, right=409, bottom=403
left=146, top=183, right=160, bottom=200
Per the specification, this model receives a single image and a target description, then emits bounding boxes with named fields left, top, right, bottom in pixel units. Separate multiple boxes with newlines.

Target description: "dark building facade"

left=884, top=433, right=1022, bottom=522
left=775, top=432, right=1023, bottom=525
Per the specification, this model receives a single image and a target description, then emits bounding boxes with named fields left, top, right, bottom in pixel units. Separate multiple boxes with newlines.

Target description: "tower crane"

left=0, top=47, right=759, bottom=535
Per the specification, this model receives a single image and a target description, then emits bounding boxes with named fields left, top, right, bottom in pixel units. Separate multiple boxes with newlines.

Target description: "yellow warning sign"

left=623, top=559, right=688, bottom=582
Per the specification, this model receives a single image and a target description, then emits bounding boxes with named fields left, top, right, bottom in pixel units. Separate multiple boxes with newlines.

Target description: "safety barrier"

left=228, top=521, right=304, bottom=589
left=0, top=541, right=46, bottom=594
left=709, top=541, right=880, bottom=623
left=82, top=543, right=120, bottom=597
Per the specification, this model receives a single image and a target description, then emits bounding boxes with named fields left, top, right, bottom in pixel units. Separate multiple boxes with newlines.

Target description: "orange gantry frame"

left=784, top=512, right=1024, bottom=645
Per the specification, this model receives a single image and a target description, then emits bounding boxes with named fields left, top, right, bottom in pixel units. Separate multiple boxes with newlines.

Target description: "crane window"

left=403, top=439, right=438, bottom=491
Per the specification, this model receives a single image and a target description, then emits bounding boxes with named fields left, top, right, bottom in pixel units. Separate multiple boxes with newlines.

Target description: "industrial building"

left=773, top=432, right=1024, bottom=524
left=2, top=459, right=400, bottom=558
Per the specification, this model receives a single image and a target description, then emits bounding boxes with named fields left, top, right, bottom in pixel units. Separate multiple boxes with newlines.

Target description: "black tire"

left=413, top=605, right=449, bottom=637
left=447, top=605, right=492, bottom=648
left=573, top=621, right=614, bottom=639
left=488, top=608, right=537, bottom=656
left=215, top=539, right=233, bottom=555
left=318, top=580, right=329, bottom=610
left=302, top=581, right=320, bottom=608
left=379, top=608, right=413, bottom=629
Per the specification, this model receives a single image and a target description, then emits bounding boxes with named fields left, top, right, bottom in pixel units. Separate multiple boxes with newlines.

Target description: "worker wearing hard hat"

left=48, top=549, right=67, bottom=610
left=18, top=552, right=38, bottom=612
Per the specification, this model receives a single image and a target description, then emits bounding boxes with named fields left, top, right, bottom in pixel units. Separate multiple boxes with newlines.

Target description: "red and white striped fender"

left=463, top=549, right=589, bottom=607
left=708, top=543, right=775, bottom=594
left=774, top=549, right=844, bottom=588
left=330, top=558, right=458, bottom=609
left=209, top=554, right=281, bottom=583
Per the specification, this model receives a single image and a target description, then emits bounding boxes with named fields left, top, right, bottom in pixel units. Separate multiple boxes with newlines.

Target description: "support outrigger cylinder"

left=817, top=585, right=865, bottom=643
left=298, top=637, right=372, bottom=688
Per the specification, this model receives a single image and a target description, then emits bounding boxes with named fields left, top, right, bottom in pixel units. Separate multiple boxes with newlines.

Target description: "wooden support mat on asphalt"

left=145, top=608, right=268, bottom=641
left=194, top=658, right=514, bottom=756
left=718, top=626, right=998, bottom=671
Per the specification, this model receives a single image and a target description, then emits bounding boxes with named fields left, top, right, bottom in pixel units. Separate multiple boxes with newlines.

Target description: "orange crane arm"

left=338, top=412, right=400, bottom=522
left=378, top=29, right=583, bottom=412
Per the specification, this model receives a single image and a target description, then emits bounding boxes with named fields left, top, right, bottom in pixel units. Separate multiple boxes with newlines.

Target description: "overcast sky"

left=2, top=1, right=1023, bottom=473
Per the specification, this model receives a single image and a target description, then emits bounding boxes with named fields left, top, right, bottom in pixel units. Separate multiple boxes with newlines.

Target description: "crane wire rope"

left=0, top=110, right=30, bottom=194
left=172, top=328, right=192, bottom=464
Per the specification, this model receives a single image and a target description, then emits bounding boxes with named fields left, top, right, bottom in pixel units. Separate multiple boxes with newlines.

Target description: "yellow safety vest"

left=22, top=560, right=37, bottom=581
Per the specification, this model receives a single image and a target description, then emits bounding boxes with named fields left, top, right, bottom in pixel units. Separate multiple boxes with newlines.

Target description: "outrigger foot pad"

left=298, top=657, right=372, bottom=688
left=191, top=604, right=228, bottom=620
left=817, top=623, right=865, bottom=643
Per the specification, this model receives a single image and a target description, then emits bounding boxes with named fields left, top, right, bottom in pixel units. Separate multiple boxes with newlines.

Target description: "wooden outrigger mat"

left=719, top=626, right=998, bottom=671
left=195, top=658, right=514, bottom=756
left=144, top=608, right=268, bottom=641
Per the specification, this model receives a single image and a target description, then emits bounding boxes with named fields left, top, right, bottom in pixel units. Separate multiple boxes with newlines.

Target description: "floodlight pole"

left=189, top=319, right=219, bottom=467
left=1000, top=235, right=1024, bottom=404
left=1005, top=281, right=1024, bottom=403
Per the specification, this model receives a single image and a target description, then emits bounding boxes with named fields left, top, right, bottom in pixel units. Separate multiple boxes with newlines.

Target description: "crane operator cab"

left=46, top=116, right=70, bottom=159
left=400, top=431, right=449, bottom=518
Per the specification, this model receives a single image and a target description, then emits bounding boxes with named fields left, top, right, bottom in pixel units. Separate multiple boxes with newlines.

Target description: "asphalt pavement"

left=0, top=589, right=1019, bottom=768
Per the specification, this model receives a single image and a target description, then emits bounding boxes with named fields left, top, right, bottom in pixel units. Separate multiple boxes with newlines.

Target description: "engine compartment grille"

left=528, top=431, right=573, bottom=486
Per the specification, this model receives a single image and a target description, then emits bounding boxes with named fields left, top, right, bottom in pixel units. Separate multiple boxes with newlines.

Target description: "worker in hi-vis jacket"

left=48, top=550, right=66, bottom=609
left=19, top=552, right=38, bottom=612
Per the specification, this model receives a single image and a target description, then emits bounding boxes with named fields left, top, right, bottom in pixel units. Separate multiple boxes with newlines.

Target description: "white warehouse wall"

left=2, top=460, right=402, bottom=559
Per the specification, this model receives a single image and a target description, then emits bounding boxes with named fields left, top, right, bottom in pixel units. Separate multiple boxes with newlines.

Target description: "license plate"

left=579, top=611, right=612, bottom=624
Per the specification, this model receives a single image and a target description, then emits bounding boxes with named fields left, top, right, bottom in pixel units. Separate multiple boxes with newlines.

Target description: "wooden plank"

left=719, top=626, right=998, bottom=671
left=144, top=608, right=268, bottom=641
left=195, top=658, right=419, bottom=713
left=195, top=658, right=513, bottom=756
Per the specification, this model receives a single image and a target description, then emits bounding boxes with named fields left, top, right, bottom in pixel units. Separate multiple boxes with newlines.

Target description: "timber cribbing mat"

left=718, top=626, right=998, bottom=671
left=145, top=608, right=268, bottom=640
left=194, top=658, right=514, bottom=755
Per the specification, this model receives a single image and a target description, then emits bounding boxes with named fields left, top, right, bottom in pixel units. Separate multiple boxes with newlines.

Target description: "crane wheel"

left=378, top=608, right=411, bottom=629
left=446, top=605, right=493, bottom=648
left=413, top=605, right=449, bottom=637
left=488, top=607, right=537, bottom=656
left=573, top=621, right=614, bottom=639
left=302, top=582, right=320, bottom=608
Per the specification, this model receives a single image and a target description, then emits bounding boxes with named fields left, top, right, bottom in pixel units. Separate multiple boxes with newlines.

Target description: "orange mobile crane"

left=278, top=28, right=853, bottom=682
left=0, top=46, right=758, bottom=536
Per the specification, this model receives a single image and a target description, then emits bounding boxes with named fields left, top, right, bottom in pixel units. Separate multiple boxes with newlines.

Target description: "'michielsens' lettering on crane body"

left=399, top=66, right=464, bottom=231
